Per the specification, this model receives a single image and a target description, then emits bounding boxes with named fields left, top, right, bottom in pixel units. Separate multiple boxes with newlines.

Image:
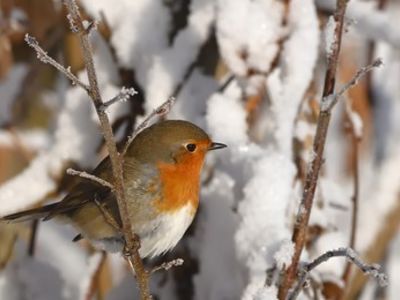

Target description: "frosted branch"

left=151, top=258, right=184, bottom=274
left=288, top=248, right=388, bottom=300
left=66, top=168, right=114, bottom=190
left=24, top=34, right=90, bottom=92
left=99, top=87, right=137, bottom=112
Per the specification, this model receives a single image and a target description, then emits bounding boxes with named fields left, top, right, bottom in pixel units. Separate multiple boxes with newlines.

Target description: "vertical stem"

left=342, top=134, right=359, bottom=289
left=63, top=1, right=150, bottom=299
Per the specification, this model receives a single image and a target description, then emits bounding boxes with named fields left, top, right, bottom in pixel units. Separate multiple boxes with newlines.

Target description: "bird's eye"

left=186, top=143, right=196, bottom=152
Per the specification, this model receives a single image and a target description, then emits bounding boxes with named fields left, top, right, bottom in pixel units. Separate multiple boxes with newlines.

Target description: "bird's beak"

left=208, top=142, right=227, bottom=151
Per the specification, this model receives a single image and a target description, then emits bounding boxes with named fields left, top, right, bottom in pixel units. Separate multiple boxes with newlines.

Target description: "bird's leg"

left=93, top=195, right=121, bottom=232
left=122, top=233, right=141, bottom=257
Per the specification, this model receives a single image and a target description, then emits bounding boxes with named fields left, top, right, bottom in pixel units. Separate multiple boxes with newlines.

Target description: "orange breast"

left=155, top=152, right=206, bottom=214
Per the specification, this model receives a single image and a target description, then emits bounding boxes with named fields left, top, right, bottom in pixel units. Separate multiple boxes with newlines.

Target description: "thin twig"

left=93, top=197, right=121, bottom=231
left=122, top=97, right=175, bottom=155
left=217, top=74, right=235, bottom=93
left=321, top=58, right=383, bottom=112
left=151, top=258, right=184, bottom=274
left=278, top=1, right=349, bottom=298
left=27, top=220, right=39, bottom=257
left=24, top=34, right=90, bottom=93
left=288, top=248, right=388, bottom=300
left=66, top=168, right=114, bottom=190
left=99, top=87, right=137, bottom=112
left=341, top=99, right=362, bottom=290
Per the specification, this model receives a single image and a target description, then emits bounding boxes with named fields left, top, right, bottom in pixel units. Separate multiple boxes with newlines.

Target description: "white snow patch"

left=325, top=16, right=336, bottom=58
left=216, top=0, right=284, bottom=76
left=274, top=240, right=294, bottom=270
left=145, top=0, right=215, bottom=111
left=206, top=93, right=248, bottom=146
left=235, top=153, right=295, bottom=273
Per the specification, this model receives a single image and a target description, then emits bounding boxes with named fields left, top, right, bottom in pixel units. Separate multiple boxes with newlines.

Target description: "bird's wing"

left=44, top=157, right=157, bottom=225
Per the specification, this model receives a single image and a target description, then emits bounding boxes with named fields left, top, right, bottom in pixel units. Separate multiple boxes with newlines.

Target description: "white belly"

left=138, top=203, right=195, bottom=258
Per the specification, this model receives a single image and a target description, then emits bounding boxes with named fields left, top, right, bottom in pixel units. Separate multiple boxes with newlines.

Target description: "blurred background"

left=0, top=0, right=399, bottom=299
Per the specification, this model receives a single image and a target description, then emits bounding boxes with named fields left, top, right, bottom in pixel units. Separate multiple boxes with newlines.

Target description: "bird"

left=1, top=120, right=227, bottom=258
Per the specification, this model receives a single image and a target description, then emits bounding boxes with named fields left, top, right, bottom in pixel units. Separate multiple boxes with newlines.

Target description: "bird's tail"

left=1, top=203, right=59, bottom=223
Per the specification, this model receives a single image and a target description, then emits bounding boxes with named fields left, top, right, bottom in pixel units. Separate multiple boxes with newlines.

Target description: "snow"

left=0, top=130, right=49, bottom=150
left=206, top=91, right=248, bottom=146
left=254, top=286, right=278, bottom=300
left=169, top=69, right=218, bottom=124
left=235, top=153, right=295, bottom=277
left=325, top=16, right=336, bottom=58
left=267, top=0, right=319, bottom=156
left=81, top=0, right=171, bottom=86
left=273, top=240, right=294, bottom=270
left=144, top=0, right=215, bottom=111
left=216, top=0, right=284, bottom=76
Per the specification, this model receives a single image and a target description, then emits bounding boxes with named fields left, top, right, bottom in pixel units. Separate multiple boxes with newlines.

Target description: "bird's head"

left=127, top=120, right=227, bottom=165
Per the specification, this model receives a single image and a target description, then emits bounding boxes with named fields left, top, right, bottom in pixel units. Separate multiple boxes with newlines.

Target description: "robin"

left=1, top=120, right=227, bottom=258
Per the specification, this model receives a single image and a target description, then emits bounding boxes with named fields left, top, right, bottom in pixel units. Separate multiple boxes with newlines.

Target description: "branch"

left=24, top=34, right=90, bottom=93
left=288, top=248, right=388, bottom=300
left=62, top=1, right=151, bottom=298
left=278, top=1, right=349, bottom=298
left=66, top=168, right=114, bottom=190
